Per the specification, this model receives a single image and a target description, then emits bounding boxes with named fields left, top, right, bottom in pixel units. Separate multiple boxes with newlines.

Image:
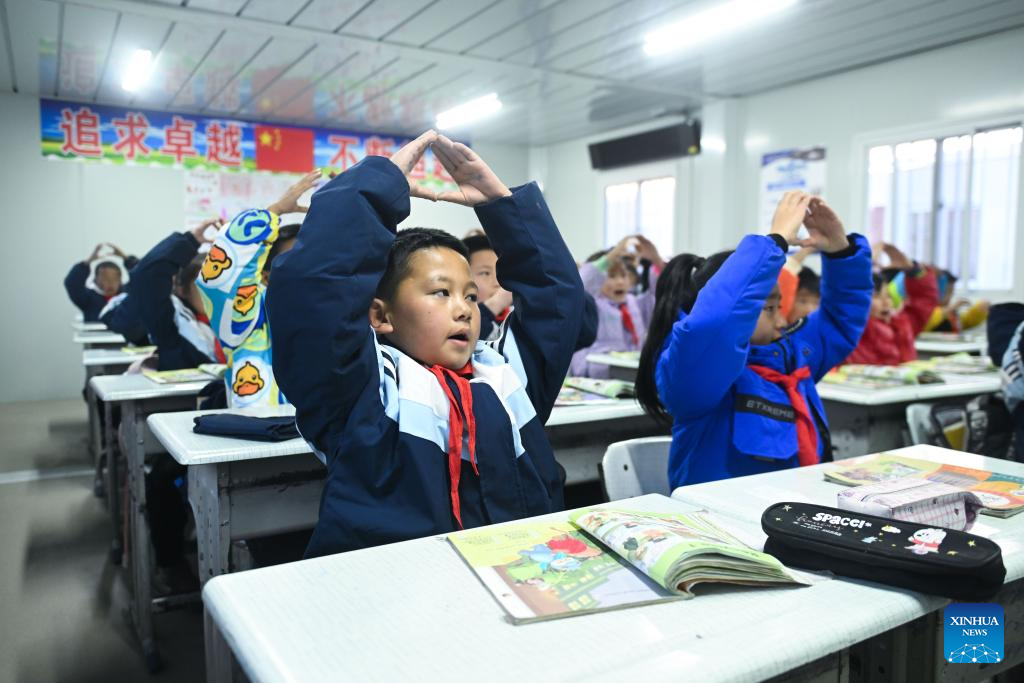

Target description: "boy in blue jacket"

left=269, top=131, right=588, bottom=558
left=636, top=191, right=873, bottom=488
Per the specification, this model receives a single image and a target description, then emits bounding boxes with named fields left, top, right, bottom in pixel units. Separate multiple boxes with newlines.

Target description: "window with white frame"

left=604, top=176, right=675, bottom=254
left=865, top=124, right=1022, bottom=290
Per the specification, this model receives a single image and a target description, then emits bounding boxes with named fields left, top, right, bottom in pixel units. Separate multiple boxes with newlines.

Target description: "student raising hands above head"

left=636, top=191, right=873, bottom=488
left=197, top=169, right=320, bottom=407
left=845, top=243, right=938, bottom=366
left=268, top=131, right=589, bottom=558
left=570, top=234, right=665, bottom=378
left=64, top=242, right=135, bottom=321
left=131, top=219, right=225, bottom=370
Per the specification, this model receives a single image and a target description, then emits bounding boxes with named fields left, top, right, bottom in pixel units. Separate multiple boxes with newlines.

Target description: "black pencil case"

left=761, top=502, right=1005, bottom=600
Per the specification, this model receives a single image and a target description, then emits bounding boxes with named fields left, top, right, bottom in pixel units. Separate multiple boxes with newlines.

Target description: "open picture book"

left=142, top=364, right=225, bottom=384
left=555, top=377, right=635, bottom=406
left=449, top=508, right=806, bottom=624
left=826, top=453, right=1024, bottom=518
left=821, top=364, right=943, bottom=389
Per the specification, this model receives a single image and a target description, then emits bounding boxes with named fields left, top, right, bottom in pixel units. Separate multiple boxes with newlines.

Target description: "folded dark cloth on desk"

left=192, top=414, right=300, bottom=442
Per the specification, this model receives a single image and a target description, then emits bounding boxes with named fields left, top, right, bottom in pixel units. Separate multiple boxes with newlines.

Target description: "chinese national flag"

left=254, top=125, right=314, bottom=173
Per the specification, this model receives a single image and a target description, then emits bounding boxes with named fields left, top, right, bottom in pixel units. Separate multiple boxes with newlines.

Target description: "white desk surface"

left=585, top=352, right=639, bottom=370
left=73, top=331, right=126, bottom=344
left=915, top=339, right=987, bottom=354
left=817, top=372, right=1000, bottom=405
left=150, top=400, right=647, bottom=467
left=203, top=445, right=1022, bottom=683
left=90, top=373, right=209, bottom=402
left=71, top=321, right=107, bottom=332
left=82, top=349, right=141, bottom=367
left=149, top=405, right=306, bottom=466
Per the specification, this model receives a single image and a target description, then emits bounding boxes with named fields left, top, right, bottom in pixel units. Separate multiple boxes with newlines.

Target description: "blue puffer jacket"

left=658, top=233, right=872, bottom=489
left=268, top=157, right=589, bottom=558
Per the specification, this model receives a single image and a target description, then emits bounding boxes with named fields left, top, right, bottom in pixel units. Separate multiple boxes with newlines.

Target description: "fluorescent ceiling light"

left=121, top=49, right=154, bottom=92
left=435, top=93, right=502, bottom=130
left=644, top=0, right=797, bottom=56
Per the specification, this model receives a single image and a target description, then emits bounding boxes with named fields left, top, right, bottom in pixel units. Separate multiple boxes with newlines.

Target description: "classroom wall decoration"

left=38, top=98, right=457, bottom=190
left=759, top=147, right=827, bottom=230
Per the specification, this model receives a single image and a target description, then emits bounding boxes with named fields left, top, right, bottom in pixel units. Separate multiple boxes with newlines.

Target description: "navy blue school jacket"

left=657, top=233, right=872, bottom=489
left=268, top=157, right=588, bottom=558
left=64, top=261, right=121, bottom=321
left=132, top=232, right=215, bottom=371
left=99, top=291, right=149, bottom=346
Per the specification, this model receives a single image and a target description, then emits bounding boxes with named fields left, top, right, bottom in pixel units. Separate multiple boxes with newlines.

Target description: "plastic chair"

left=905, top=402, right=968, bottom=450
left=600, top=436, right=673, bottom=501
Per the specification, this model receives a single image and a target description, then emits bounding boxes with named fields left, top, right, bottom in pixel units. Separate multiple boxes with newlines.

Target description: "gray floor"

left=0, top=399, right=204, bottom=683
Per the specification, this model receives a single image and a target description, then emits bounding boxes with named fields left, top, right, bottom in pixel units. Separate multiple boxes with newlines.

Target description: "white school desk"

left=820, top=373, right=1001, bottom=459
left=89, top=373, right=211, bottom=672
left=915, top=338, right=988, bottom=358
left=585, top=352, right=639, bottom=381
left=201, top=444, right=1022, bottom=683
left=73, top=330, right=126, bottom=349
left=147, top=400, right=658, bottom=586
left=670, top=444, right=1024, bottom=681
left=82, top=349, right=144, bottom=469
left=72, top=320, right=107, bottom=332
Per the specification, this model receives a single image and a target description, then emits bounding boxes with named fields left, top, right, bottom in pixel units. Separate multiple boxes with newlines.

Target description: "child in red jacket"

left=845, top=243, right=938, bottom=365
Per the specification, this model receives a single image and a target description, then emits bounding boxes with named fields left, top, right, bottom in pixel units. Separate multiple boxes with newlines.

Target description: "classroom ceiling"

left=2, top=0, right=1023, bottom=145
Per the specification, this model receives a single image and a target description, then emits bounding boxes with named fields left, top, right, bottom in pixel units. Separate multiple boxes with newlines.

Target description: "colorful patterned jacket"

left=198, top=210, right=288, bottom=408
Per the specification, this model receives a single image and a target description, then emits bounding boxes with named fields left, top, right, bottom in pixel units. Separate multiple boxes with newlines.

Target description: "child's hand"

left=191, top=218, right=223, bottom=244
left=484, top=288, right=514, bottom=317
left=882, top=243, right=914, bottom=270
left=769, top=190, right=812, bottom=244
left=799, top=198, right=848, bottom=253
left=432, top=134, right=512, bottom=206
left=634, top=234, right=666, bottom=269
left=87, top=243, right=105, bottom=262
left=268, top=169, right=322, bottom=215
left=390, top=130, right=440, bottom=201
left=607, top=235, right=635, bottom=262
left=106, top=243, right=127, bottom=259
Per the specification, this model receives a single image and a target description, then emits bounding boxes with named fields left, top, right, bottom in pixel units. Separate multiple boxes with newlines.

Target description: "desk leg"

left=104, top=401, right=122, bottom=565
left=122, top=400, right=162, bottom=673
left=190, top=463, right=231, bottom=586
left=86, top=367, right=101, bottom=468
left=205, top=606, right=234, bottom=683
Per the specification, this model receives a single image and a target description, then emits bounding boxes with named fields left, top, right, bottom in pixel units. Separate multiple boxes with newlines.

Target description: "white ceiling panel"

left=169, top=28, right=265, bottom=109
left=56, top=4, right=118, bottom=100
left=131, top=20, right=222, bottom=108
left=205, top=36, right=313, bottom=112
left=385, top=0, right=498, bottom=47
left=289, top=0, right=370, bottom=32
left=344, top=0, right=436, bottom=40
left=423, top=0, right=562, bottom=54
left=93, top=13, right=171, bottom=106
left=504, top=0, right=683, bottom=67
left=326, top=56, right=435, bottom=128
left=2, top=0, right=1021, bottom=146
left=185, top=0, right=249, bottom=14
left=238, top=43, right=357, bottom=118
left=7, top=0, right=60, bottom=95
left=465, top=0, right=621, bottom=60
left=284, top=46, right=396, bottom=121
left=239, top=0, right=312, bottom=24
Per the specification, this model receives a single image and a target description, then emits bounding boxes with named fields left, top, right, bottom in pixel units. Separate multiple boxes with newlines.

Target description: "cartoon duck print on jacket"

left=197, top=209, right=286, bottom=408
left=201, top=245, right=233, bottom=283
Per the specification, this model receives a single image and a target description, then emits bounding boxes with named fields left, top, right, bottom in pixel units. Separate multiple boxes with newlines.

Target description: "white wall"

left=0, top=90, right=529, bottom=402
left=532, top=27, right=1024, bottom=297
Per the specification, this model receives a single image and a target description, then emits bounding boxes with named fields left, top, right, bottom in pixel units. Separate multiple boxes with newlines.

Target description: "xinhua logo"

left=944, top=603, right=1004, bottom=664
